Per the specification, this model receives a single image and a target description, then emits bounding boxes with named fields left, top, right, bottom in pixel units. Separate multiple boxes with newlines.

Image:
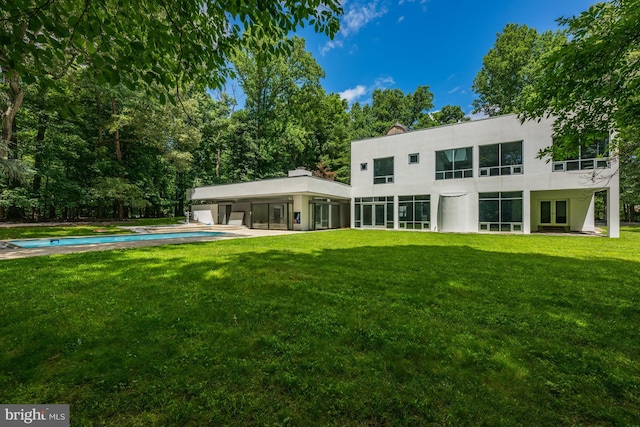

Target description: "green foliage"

left=430, top=105, right=470, bottom=126
left=348, top=86, right=437, bottom=139
left=1, top=0, right=343, bottom=94
left=521, top=0, right=640, bottom=143
left=0, top=229, right=639, bottom=425
left=473, top=24, right=566, bottom=116
left=224, top=36, right=351, bottom=182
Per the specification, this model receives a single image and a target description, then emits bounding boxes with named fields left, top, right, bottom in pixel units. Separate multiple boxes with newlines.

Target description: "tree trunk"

left=1, top=69, right=24, bottom=153
left=111, top=97, right=122, bottom=162
left=32, top=115, right=47, bottom=193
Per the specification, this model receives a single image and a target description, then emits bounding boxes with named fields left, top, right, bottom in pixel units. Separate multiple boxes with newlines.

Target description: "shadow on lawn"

left=1, top=243, right=639, bottom=425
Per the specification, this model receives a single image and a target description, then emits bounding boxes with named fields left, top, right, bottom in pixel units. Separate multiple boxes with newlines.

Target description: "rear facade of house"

left=188, top=114, right=619, bottom=237
left=351, top=114, right=619, bottom=237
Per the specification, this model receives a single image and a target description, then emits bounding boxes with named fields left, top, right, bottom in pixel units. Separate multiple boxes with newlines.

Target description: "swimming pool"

left=9, top=231, right=226, bottom=248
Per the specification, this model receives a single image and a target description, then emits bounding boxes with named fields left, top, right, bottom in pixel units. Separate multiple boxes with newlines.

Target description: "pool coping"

left=0, top=227, right=299, bottom=260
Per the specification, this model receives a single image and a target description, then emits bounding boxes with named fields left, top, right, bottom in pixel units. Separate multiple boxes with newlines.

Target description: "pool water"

left=9, top=231, right=226, bottom=248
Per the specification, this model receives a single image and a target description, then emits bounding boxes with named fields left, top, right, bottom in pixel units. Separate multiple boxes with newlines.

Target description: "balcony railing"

left=552, top=158, right=610, bottom=172
left=479, top=164, right=523, bottom=177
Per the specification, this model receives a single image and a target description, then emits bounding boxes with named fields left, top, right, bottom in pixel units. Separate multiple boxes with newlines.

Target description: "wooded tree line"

left=2, top=0, right=638, bottom=221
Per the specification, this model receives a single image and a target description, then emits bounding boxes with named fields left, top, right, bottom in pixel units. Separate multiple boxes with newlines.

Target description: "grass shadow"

left=0, top=233, right=639, bottom=425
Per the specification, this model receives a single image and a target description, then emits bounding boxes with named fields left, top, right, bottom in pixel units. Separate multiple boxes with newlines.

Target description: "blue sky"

left=296, top=0, right=597, bottom=118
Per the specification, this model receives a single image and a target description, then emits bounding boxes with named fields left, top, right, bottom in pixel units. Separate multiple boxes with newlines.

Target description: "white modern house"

left=188, top=114, right=620, bottom=237
left=188, top=168, right=352, bottom=231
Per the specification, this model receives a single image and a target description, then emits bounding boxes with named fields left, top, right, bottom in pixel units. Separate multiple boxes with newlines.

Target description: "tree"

left=472, top=24, right=565, bottom=116
left=349, top=86, right=435, bottom=138
left=520, top=0, right=640, bottom=145
left=430, top=105, right=470, bottom=126
left=370, top=86, right=434, bottom=135
left=1, top=0, right=343, bottom=148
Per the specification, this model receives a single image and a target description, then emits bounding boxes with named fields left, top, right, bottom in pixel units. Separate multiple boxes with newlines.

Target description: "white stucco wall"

left=350, top=114, right=619, bottom=236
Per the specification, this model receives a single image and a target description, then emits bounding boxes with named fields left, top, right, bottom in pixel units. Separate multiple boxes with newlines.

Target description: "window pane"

left=252, top=204, right=269, bottom=229
left=416, top=201, right=430, bottom=221
left=374, top=157, right=394, bottom=177
left=556, top=200, right=567, bottom=223
left=540, top=201, right=551, bottom=224
left=479, top=144, right=499, bottom=168
left=479, top=200, right=499, bottom=222
left=269, top=203, right=288, bottom=230
left=501, top=191, right=523, bottom=199
left=399, top=202, right=412, bottom=221
left=375, top=205, right=385, bottom=226
left=502, top=141, right=523, bottom=165
left=455, top=147, right=473, bottom=170
left=436, top=150, right=453, bottom=171
left=501, top=199, right=523, bottom=222
left=363, top=205, right=373, bottom=226
left=479, top=192, right=500, bottom=199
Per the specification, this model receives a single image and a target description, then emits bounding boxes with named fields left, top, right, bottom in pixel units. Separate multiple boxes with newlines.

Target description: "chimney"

left=288, top=167, right=312, bottom=177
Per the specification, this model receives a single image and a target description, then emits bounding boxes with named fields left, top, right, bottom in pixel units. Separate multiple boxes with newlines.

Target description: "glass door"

left=540, top=200, right=568, bottom=225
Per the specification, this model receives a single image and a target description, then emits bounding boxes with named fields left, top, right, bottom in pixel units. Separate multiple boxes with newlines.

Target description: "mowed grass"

left=0, top=218, right=183, bottom=240
left=1, top=229, right=639, bottom=426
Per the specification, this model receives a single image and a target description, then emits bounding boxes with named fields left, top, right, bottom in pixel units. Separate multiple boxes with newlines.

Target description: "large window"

left=354, top=197, right=393, bottom=228
left=374, top=157, right=394, bottom=184
left=252, top=202, right=292, bottom=230
left=479, top=141, right=523, bottom=176
left=552, top=133, right=610, bottom=171
left=479, top=191, right=523, bottom=232
left=436, top=147, right=473, bottom=180
left=399, top=195, right=430, bottom=230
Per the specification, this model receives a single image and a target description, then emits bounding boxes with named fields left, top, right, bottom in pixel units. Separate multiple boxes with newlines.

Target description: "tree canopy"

left=472, top=23, right=565, bottom=116
left=520, top=0, right=640, bottom=144
left=1, top=0, right=343, bottom=144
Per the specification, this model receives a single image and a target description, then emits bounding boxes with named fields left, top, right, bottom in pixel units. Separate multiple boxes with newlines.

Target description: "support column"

left=607, top=186, right=620, bottom=238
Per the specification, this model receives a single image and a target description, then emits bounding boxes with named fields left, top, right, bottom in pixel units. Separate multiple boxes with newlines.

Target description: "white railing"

left=479, top=164, right=523, bottom=177
left=552, top=158, right=610, bottom=172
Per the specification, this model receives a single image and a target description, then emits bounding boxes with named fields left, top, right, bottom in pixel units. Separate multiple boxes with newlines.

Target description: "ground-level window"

left=354, top=197, right=393, bottom=228
left=399, top=195, right=430, bottom=230
left=310, top=200, right=344, bottom=230
left=479, top=191, right=523, bottom=232
left=479, top=141, right=523, bottom=176
left=374, top=157, right=394, bottom=184
left=252, top=202, right=292, bottom=230
left=436, top=147, right=473, bottom=180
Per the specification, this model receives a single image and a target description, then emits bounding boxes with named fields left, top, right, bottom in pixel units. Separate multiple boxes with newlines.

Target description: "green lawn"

left=0, top=217, right=183, bottom=240
left=1, top=229, right=639, bottom=426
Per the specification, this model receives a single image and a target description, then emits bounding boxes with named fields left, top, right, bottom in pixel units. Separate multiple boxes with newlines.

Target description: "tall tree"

left=1, top=0, right=343, bottom=153
left=349, top=86, right=435, bottom=138
left=520, top=0, right=640, bottom=145
left=472, top=24, right=565, bottom=116
left=430, top=105, right=470, bottom=126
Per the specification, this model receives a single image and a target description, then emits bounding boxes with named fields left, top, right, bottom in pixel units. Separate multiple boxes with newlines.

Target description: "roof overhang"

left=188, top=176, right=352, bottom=203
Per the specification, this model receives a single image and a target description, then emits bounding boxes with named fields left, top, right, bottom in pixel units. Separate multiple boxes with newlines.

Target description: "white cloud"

left=397, top=16, right=405, bottom=23
left=373, top=76, right=396, bottom=89
left=339, top=85, right=368, bottom=103
left=320, top=40, right=344, bottom=56
left=448, top=86, right=460, bottom=94
left=468, top=110, right=489, bottom=121
left=341, top=2, right=388, bottom=37
left=339, top=75, right=396, bottom=104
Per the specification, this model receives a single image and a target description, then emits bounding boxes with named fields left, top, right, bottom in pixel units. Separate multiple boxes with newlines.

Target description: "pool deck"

left=0, top=225, right=298, bottom=260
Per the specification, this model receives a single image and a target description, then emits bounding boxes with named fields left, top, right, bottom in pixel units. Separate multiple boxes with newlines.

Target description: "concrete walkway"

left=0, top=225, right=298, bottom=260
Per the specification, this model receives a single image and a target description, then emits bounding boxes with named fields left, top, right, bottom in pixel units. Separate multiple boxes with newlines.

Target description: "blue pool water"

left=10, top=231, right=225, bottom=248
